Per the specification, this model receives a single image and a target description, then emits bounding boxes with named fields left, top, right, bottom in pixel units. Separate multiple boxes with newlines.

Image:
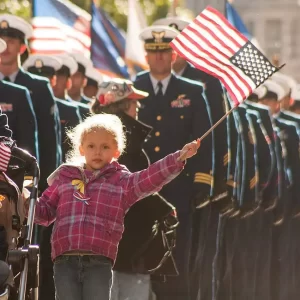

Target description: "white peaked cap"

left=253, top=85, right=268, bottom=99
left=69, top=52, right=93, bottom=70
left=0, top=14, right=33, bottom=39
left=263, top=80, right=286, bottom=101
left=54, top=53, right=78, bottom=76
left=153, top=17, right=190, bottom=31
left=291, top=84, right=300, bottom=102
left=23, top=54, right=62, bottom=71
left=272, top=72, right=297, bottom=90
left=85, top=67, right=103, bottom=85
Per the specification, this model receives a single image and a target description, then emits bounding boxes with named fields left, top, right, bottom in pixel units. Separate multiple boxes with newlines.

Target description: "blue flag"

left=91, top=1, right=129, bottom=78
left=225, top=1, right=251, bottom=40
left=98, top=8, right=126, bottom=58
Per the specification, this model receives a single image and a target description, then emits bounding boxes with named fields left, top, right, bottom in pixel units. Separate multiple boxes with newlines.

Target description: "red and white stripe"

left=30, top=17, right=91, bottom=58
left=170, top=6, right=257, bottom=105
left=0, top=143, right=11, bottom=172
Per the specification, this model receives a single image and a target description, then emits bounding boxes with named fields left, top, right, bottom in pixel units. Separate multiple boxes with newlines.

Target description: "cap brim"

left=127, top=86, right=149, bottom=100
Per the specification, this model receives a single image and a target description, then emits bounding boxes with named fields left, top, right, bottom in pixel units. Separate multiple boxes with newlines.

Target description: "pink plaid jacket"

left=34, top=151, right=185, bottom=261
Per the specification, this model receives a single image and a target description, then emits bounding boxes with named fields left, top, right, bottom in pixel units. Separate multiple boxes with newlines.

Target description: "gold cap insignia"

left=152, top=31, right=165, bottom=43
left=34, top=59, right=43, bottom=68
left=0, top=20, right=9, bottom=29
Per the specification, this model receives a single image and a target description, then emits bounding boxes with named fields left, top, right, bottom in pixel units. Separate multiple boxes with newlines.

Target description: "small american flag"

left=0, top=143, right=11, bottom=172
left=170, top=6, right=281, bottom=106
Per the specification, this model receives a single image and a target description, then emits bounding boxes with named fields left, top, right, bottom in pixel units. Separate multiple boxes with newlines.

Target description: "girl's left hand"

left=178, top=139, right=201, bottom=161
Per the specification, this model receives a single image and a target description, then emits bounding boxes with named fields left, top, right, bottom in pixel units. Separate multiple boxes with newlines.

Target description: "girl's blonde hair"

left=66, top=114, right=126, bottom=163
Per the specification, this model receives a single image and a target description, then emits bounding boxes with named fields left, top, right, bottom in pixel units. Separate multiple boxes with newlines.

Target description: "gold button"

left=186, top=173, right=190, bottom=177
left=157, top=115, right=162, bottom=121
left=180, top=115, right=184, bottom=119
left=155, top=131, right=160, bottom=137
left=154, top=146, right=160, bottom=152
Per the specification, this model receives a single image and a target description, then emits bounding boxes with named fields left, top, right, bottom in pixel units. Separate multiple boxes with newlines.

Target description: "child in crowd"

left=25, top=113, right=200, bottom=300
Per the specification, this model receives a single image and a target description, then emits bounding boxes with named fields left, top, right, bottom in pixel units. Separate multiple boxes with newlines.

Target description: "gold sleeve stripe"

left=250, top=175, right=258, bottom=189
left=194, top=173, right=213, bottom=179
left=194, top=178, right=212, bottom=185
left=223, top=153, right=229, bottom=166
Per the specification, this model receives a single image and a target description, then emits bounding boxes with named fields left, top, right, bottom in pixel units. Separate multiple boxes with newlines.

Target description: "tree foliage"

left=0, top=0, right=31, bottom=20
left=0, top=0, right=191, bottom=32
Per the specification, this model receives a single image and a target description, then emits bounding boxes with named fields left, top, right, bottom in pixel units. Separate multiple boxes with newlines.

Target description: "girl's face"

left=79, top=129, right=120, bottom=171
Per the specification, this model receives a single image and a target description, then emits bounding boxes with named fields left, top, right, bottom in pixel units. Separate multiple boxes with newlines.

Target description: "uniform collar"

left=173, top=65, right=187, bottom=77
left=0, top=69, right=20, bottom=82
left=149, top=73, right=172, bottom=95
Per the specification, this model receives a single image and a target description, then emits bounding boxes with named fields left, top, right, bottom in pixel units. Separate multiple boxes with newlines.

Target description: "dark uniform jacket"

left=180, top=63, right=228, bottom=199
left=55, top=98, right=81, bottom=162
left=80, top=94, right=92, bottom=105
left=0, top=81, right=37, bottom=156
left=66, top=96, right=90, bottom=120
left=245, top=106, right=277, bottom=210
left=135, top=72, right=213, bottom=212
left=274, top=117, right=300, bottom=216
left=113, top=112, right=178, bottom=276
left=234, top=104, right=259, bottom=214
left=14, top=69, right=61, bottom=191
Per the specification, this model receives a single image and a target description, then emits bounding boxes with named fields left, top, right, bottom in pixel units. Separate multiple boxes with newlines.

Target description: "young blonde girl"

left=27, top=114, right=200, bottom=300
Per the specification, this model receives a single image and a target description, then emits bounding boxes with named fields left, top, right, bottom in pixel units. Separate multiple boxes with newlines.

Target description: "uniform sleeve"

left=34, top=82, right=61, bottom=191
left=0, top=108, right=12, bottom=138
left=122, top=151, right=185, bottom=210
left=204, top=80, right=228, bottom=196
left=33, top=178, right=60, bottom=226
left=14, top=89, right=38, bottom=158
left=188, top=86, right=214, bottom=205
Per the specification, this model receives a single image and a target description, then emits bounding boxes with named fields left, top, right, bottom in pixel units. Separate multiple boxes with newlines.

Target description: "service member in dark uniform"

left=68, top=52, right=94, bottom=104
left=153, top=17, right=228, bottom=203
left=53, top=53, right=90, bottom=120
left=135, top=25, right=213, bottom=300
left=152, top=17, right=232, bottom=300
left=259, top=79, right=300, bottom=300
left=0, top=37, right=38, bottom=156
left=0, top=14, right=61, bottom=192
left=23, top=54, right=82, bottom=162
left=83, top=66, right=102, bottom=98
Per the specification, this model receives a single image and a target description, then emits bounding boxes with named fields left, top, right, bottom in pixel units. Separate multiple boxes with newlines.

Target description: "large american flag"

left=31, top=0, right=91, bottom=57
left=170, top=6, right=280, bottom=106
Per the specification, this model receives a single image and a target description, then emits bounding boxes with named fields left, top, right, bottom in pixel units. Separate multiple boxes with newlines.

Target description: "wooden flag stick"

left=177, top=105, right=237, bottom=161
left=199, top=105, right=236, bottom=141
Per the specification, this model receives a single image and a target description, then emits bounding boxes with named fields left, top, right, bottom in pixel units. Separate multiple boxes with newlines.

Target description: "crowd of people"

left=0, top=11, right=299, bottom=300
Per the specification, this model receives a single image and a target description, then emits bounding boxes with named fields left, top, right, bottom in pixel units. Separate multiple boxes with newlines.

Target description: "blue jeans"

left=53, top=255, right=112, bottom=300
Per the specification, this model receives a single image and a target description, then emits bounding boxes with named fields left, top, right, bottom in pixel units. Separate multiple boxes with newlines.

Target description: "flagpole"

left=200, top=106, right=236, bottom=141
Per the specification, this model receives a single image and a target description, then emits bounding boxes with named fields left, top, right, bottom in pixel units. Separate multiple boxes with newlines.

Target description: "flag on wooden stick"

left=170, top=6, right=282, bottom=106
